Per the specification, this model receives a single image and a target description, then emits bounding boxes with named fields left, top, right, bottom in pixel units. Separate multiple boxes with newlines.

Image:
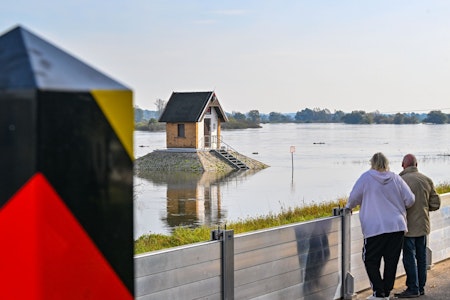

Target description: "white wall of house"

left=209, top=108, right=219, bottom=149
left=199, top=106, right=220, bottom=149
left=198, top=118, right=204, bottom=148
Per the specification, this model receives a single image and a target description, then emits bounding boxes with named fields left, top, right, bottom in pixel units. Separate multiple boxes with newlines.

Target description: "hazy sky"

left=2, top=1, right=450, bottom=114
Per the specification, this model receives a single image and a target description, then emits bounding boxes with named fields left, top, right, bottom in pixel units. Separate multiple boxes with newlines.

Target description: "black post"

left=333, top=207, right=355, bottom=299
left=211, top=228, right=235, bottom=300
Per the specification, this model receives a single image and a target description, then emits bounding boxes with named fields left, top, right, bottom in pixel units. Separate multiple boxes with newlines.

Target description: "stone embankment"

left=135, top=149, right=269, bottom=175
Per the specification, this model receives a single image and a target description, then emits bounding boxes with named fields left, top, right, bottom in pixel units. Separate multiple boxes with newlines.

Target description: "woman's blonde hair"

left=370, top=152, right=389, bottom=171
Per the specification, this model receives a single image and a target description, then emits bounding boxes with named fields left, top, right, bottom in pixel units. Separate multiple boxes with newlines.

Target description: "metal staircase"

left=211, top=149, right=249, bottom=170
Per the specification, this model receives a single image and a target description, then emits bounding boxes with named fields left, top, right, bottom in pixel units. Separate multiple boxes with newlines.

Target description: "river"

left=134, top=123, right=450, bottom=237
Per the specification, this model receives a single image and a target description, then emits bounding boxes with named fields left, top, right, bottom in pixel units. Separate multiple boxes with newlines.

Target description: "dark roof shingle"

left=159, top=91, right=227, bottom=122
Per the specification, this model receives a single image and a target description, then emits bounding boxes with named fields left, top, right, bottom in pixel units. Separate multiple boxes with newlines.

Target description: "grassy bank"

left=435, top=182, right=450, bottom=194
left=135, top=182, right=450, bottom=254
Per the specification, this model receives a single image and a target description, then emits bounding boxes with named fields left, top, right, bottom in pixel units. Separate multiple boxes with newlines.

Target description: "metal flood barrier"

left=135, top=193, right=450, bottom=299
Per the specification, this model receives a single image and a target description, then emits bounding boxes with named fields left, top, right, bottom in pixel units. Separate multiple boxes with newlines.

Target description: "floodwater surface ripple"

left=134, top=123, right=450, bottom=237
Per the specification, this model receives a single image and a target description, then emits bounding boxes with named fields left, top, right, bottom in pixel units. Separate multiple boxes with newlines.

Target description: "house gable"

left=159, top=91, right=228, bottom=123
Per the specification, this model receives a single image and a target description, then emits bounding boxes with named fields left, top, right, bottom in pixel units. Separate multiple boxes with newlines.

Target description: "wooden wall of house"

left=165, top=123, right=198, bottom=148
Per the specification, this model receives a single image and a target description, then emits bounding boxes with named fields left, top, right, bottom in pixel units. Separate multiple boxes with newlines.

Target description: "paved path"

left=356, top=258, right=450, bottom=299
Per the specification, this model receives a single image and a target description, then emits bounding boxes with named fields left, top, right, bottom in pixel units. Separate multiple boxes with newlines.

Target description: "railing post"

left=334, top=207, right=356, bottom=299
left=211, top=228, right=235, bottom=300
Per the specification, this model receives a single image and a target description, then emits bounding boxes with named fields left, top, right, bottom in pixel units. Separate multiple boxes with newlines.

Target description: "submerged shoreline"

left=134, top=149, right=269, bottom=176
left=134, top=124, right=450, bottom=238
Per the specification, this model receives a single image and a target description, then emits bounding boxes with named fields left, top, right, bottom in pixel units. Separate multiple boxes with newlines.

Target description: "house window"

left=206, top=107, right=211, bottom=114
left=177, top=124, right=185, bottom=137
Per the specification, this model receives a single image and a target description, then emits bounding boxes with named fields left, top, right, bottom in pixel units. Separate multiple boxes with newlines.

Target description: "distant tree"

left=155, top=98, right=166, bottom=118
left=331, top=110, right=345, bottom=122
left=260, top=114, right=269, bottom=123
left=295, top=108, right=335, bottom=123
left=221, top=111, right=262, bottom=129
left=315, top=108, right=332, bottom=122
left=295, top=108, right=314, bottom=122
left=135, top=121, right=148, bottom=131
left=147, top=118, right=165, bottom=131
left=135, top=107, right=144, bottom=122
left=232, top=111, right=247, bottom=121
left=341, top=111, right=366, bottom=124
left=247, top=110, right=261, bottom=124
left=403, top=114, right=419, bottom=124
left=410, top=113, right=422, bottom=122
left=363, top=113, right=374, bottom=124
left=423, top=110, right=448, bottom=124
left=268, top=112, right=292, bottom=123
left=393, top=113, right=405, bottom=124
left=373, top=112, right=392, bottom=124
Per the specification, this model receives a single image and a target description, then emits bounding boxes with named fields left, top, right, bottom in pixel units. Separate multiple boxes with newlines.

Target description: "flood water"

left=134, top=123, right=450, bottom=237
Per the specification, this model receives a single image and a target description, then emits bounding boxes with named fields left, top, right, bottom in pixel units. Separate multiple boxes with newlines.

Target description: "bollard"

left=0, top=25, right=134, bottom=299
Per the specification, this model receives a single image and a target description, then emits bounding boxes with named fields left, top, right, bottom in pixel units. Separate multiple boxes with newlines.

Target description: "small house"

left=159, top=91, right=228, bottom=150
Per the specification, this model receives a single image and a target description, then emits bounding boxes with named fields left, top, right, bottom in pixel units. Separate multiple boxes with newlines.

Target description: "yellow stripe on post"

left=91, top=90, right=134, bottom=160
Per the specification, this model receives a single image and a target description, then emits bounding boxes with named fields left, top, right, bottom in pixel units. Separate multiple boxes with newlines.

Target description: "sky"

left=2, top=1, right=450, bottom=114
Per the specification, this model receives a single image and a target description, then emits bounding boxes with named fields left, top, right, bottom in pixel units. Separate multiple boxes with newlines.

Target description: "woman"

left=346, top=152, right=415, bottom=299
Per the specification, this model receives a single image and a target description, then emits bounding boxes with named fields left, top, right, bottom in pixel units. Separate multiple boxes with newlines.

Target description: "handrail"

left=215, top=137, right=251, bottom=169
left=200, top=135, right=244, bottom=159
left=214, top=136, right=238, bottom=153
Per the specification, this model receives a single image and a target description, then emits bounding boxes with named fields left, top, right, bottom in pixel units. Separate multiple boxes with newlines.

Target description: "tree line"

left=135, top=103, right=450, bottom=131
left=222, top=108, right=449, bottom=128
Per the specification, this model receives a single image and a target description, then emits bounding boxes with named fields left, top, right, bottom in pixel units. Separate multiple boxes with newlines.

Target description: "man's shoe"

left=419, top=290, right=425, bottom=296
left=394, top=289, right=420, bottom=298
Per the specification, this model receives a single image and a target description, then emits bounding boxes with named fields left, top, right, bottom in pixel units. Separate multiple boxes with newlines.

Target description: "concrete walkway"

left=356, top=258, right=450, bottom=299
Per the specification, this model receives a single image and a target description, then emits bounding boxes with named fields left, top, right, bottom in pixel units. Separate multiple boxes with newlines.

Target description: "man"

left=395, top=154, right=441, bottom=298
left=346, top=152, right=415, bottom=300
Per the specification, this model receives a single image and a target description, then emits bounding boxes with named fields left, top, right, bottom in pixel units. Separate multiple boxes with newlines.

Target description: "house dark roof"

left=159, top=91, right=228, bottom=123
left=0, top=25, right=128, bottom=91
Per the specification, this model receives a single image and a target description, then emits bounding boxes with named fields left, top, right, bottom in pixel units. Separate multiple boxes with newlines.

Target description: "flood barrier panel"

left=135, top=193, right=450, bottom=299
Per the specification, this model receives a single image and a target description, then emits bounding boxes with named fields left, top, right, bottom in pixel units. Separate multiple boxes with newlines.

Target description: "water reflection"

left=137, top=169, right=260, bottom=231
left=134, top=124, right=450, bottom=235
left=295, top=219, right=339, bottom=299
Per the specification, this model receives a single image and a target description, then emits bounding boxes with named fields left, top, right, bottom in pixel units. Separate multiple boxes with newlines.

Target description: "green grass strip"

left=135, top=182, right=450, bottom=254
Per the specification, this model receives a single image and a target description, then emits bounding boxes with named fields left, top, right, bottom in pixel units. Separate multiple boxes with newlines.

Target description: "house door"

left=204, top=119, right=211, bottom=148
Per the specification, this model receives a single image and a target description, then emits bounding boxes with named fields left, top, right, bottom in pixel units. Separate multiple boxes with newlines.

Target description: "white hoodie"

left=346, top=169, right=415, bottom=238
